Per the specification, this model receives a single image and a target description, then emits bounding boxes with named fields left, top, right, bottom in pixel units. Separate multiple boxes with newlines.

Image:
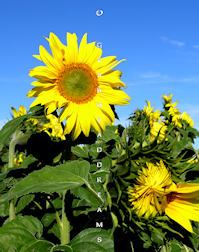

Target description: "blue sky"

left=1, top=0, right=199, bottom=148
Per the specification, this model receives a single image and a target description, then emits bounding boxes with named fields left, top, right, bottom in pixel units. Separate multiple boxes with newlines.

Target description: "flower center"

left=58, top=63, right=98, bottom=104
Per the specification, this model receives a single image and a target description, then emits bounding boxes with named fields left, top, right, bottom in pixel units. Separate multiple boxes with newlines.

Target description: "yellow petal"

left=66, top=33, right=78, bottom=63
left=11, top=107, right=20, bottom=118
left=19, top=105, right=27, bottom=116
left=33, top=55, right=42, bottom=61
left=97, top=86, right=131, bottom=105
left=39, top=45, right=61, bottom=71
left=64, top=103, right=78, bottom=134
left=72, top=119, right=82, bottom=140
left=30, top=81, right=55, bottom=87
left=78, top=33, right=88, bottom=62
left=93, top=96, right=115, bottom=123
left=98, top=70, right=127, bottom=88
left=169, top=201, right=199, bottom=222
left=87, top=45, right=102, bottom=66
left=78, top=104, right=91, bottom=137
left=165, top=204, right=193, bottom=233
left=48, top=33, right=68, bottom=66
left=92, top=56, right=117, bottom=71
left=59, top=103, right=74, bottom=122
left=29, top=66, right=58, bottom=79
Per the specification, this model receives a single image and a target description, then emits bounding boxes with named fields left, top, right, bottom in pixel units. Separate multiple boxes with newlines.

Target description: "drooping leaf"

left=0, top=160, right=90, bottom=202
left=15, top=194, right=35, bottom=214
left=0, top=216, right=53, bottom=251
left=71, top=146, right=89, bottom=158
left=69, top=228, right=114, bottom=252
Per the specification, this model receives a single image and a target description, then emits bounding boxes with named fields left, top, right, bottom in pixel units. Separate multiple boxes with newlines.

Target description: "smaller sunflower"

left=180, top=112, right=194, bottom=127
left=128, top=160, right=175, bottom=218
left=128, top=160, right=199, bottom=233
left=164, top=183, right=199, bottom=233
left=14, top=153, right=25, bottom=167
left=38, top=114, right=66, bottom=140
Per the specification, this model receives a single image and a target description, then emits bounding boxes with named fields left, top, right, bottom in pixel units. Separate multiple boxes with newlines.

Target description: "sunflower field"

left=0, top=32, right=199, bottom=252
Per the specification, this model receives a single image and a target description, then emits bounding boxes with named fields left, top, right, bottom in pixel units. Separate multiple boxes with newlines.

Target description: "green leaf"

left=71, top=186, right=99, bottom=212
left=71, top=146, right=89, bottom=158
left=0, top=160, right=90, bottom=202
left=19, top=154, right=38, bottom=168
left=22, top=240, right=53, bottom=252
left=15, top=194, right=35, bottom=214
left=42, top=212, right=56, bottom=227
left=109, top=212, right=118, bottom=238
left=100, top=126, right=118, bottom=142
left=69, top=228, right=114, bottom=252
left=0, top=216, right=53, bottom=251
left=0, top=201, right=9, bottom=217
left=0, top=115, right=28, bottom=145
left=51, top=245, right=72, bottom=252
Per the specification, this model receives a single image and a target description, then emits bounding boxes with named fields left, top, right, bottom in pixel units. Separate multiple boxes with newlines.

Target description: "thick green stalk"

left=9, top=200, right=15, bottom=221
left=44, top=196, right=62, bottom=236
left=61, top=190, right=70, bottom=245
left=8, top=138, right=17, bottom=221
left=8, top=138, right=16, bottom=169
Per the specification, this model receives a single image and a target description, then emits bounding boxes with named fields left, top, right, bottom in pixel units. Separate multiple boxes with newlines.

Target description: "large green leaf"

left=51, top=228, right=114, bottom=251
left=0, top=216, right=53, bottom=251
left=0, top=160, right=90, bottom=202
left=69, top=228, right=114, bottom=252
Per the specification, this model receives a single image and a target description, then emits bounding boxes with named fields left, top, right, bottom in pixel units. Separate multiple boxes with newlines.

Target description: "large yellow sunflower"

left=27, top=32, right=131, bottom=140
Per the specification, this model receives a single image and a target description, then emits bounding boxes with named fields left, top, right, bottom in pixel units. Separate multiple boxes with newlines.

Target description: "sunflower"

left=128, top=160, right=199, bottom=233
left=143, top=101, right=167, bottom=142
left=128, top=160, right=175, bottom=218
left=11, top=105, right=27, bottom=118
left=27, top=32, right=131, bottom=140
left=38, top=114, right=66, bottom=140
left=14, top=153, right=25, bottom=167
left=11, top=106, right=65, bottom=140
left=180, top=112, right=194, bottom=127
left=11, top=105, right=38, bottom=125
left=164, top=183, right=199, bottom=233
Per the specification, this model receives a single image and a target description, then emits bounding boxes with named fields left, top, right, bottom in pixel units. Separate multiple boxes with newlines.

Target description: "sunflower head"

left=27, top=32, right=131, bottom=140
left=128, top=160, right=175, bottom=218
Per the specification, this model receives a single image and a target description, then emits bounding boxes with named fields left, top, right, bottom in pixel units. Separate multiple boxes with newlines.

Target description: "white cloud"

left=0, top=75, right=30, bottom=83
left=138, top=71, right=168, bottom=80
left=193, top=45, right=199, bottom=49
left=178, top=104, right=199, bottom=117
left=131, top=71, right=199, bottom=86
left=160, top=36, right=185, bottom=47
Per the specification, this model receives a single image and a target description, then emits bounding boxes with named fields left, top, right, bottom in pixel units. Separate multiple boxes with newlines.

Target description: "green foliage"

left=0, top=100, right=199, bottom=251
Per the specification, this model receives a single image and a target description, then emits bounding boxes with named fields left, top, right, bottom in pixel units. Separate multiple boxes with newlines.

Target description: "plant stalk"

left=61, top=190, right=70, bottom=245
left=8, top=138, right=17, bottom=221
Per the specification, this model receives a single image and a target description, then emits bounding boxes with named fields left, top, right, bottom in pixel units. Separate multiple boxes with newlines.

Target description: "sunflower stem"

left=8, top=137, right=17, bottom=221
left=60, top=133, right=72, bottom=244
left=44, top=195, right=62, bottom=236
left=8, top=138, right=16, bottom=170
left=61, top=190, right=70, bottom=245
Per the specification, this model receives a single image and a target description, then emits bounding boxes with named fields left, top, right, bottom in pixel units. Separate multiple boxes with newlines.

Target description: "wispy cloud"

left=0, top=75, right=30, bottom=83
left=193, top=45, right=199, bottom=49
left=160, top=36, right=185, bottom=47
left=130, top=71, right=199, bottom=86
left=178, top=104, right=199, bottom=117
left=138, top=71, right=168, bottom=80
